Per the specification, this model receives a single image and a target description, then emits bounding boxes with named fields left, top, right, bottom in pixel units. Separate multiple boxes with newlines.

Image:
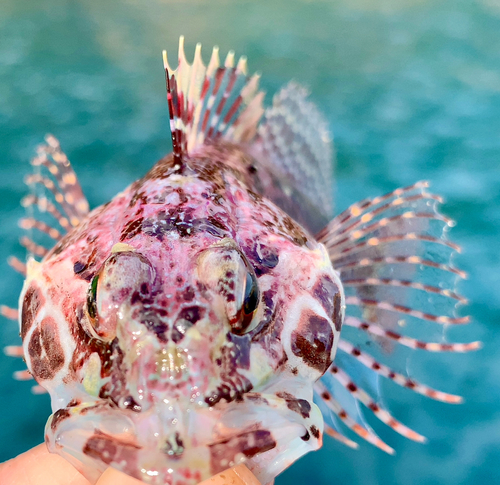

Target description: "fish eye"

left=87, top=274, right=99, bottom=320
left=232, top=269, right=260, bottom=336
left=84, top=270, right=117, bottom=342
left=83, top=251, right=154, bottom=342
left=197, top=242, right=261, bottom=335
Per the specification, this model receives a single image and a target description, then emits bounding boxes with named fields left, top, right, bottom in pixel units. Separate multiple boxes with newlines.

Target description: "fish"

left=2, top=37, right=479, bottom=485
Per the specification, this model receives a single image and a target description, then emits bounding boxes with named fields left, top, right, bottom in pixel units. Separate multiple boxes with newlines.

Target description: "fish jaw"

left=44, top=377, right=323, bottom=485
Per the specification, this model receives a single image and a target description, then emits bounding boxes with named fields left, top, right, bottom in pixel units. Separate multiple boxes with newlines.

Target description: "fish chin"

left=45, top=391, right=323, bottom=485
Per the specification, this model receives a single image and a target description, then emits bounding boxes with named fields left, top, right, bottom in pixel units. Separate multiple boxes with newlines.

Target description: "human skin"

left=0, top=445, right=261, bottom=485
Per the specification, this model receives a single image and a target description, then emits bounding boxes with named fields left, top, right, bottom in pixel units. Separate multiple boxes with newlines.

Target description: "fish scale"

left=3, top=37, right=478, bottom=485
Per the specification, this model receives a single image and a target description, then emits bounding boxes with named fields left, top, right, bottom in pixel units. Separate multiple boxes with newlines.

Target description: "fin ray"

left=316, top=181, right=475, bottom=452
left=163, top=37, right=264, bottom=163
left=251, top=82, right=334, bottom=233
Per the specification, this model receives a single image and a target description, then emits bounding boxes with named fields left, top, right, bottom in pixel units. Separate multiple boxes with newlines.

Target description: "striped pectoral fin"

left=314, top=381, right=395, bottom=454
left=20, top=134, right=89, bottom=260
left=316, top=182, right=478, bottom=451
left=317, top=181, right=474, bottom=342
left=328, top=363, right=426, bottom=442
left=1, top=305, right=18, bottom=321
left=8, top=256, right=27, bottom=276
left=162, top=36, right=264, bottom=164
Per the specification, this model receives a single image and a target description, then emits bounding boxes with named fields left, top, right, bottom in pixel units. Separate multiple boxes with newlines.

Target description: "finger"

left=198, top=465, right=261, bottom=485
left=96, top=464, right=261, bottom=485
left=0, top=445, right=261, bottom=485
left=0, top=444, right=90, bottom=485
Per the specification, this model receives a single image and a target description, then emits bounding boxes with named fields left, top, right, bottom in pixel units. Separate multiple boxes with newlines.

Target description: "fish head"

left=19, top=191, right=345, bottom=484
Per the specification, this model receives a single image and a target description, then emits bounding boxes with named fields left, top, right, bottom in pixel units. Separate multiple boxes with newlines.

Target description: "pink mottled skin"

left=20, top=143, right=343, bottom=485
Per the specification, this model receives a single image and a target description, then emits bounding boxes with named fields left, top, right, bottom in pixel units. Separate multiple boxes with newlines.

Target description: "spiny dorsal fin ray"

left=20, top=135, right=89, bottom=261
left=316, top=182, right=477, bottom=452
left=162, top=36, right=264, bottom=164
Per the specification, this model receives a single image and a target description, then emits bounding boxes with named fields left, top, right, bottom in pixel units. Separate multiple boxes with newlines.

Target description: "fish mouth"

left=45, top=392, right=323, bottom=485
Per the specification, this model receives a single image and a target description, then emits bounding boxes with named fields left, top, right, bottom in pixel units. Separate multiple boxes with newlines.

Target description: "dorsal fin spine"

left=162, top=37, right=264, bottom=157
left=162, top=50, right=183, bottom=165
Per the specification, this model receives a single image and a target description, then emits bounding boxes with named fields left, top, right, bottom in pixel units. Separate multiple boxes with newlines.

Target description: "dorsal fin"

left=163, top=36, right=264, bottom=163
left=162, top=36, right=265, bottom=164
left=251, top=82, right=335, bottom=233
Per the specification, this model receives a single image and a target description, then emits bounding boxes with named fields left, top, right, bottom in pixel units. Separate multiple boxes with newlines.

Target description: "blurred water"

left=0, top=1, right=499, bottom=484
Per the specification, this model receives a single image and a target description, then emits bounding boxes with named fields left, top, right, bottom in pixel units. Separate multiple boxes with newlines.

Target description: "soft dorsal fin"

left=162, top=36, right=265, bottom=164
left=251, top=82, right=335, bottom=233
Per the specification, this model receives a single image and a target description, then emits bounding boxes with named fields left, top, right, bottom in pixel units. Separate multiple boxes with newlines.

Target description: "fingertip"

left=0, top=444, right=89, bottom=485
left=232, top=465, right=261, bottom=485
left=96, top=467, right=144, bottom=485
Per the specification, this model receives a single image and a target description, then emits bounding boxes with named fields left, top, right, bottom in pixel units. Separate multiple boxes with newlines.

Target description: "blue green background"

left=0, top=1, right=498, bottom=483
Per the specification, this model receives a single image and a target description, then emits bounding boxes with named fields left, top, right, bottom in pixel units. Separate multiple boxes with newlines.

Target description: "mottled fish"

left=3, top=37, right=479, bottom=485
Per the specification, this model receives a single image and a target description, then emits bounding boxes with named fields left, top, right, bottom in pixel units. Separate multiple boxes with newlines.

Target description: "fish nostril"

left=119, top=395, right=142, bottom=413
left=139, top=309, right=169, bottom=342
left=177, top=306, right=205, bottom=325
left=172, top=305, right=206, bottom=343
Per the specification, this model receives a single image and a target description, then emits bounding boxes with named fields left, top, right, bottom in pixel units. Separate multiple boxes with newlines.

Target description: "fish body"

left=5, top=38, right=478, bottom=485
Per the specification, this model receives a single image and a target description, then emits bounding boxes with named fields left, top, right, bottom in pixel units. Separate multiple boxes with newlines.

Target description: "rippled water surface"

left=1, top=1, right=499, bottom=483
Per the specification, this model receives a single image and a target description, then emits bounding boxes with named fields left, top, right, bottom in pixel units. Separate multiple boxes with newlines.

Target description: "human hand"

left=0, top=444, right=261, bottom=485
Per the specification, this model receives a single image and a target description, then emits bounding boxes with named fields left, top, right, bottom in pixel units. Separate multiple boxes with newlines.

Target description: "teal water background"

left=0, top=1, right=499, bottom=483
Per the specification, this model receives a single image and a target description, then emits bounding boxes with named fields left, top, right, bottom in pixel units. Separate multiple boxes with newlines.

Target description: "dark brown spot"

left=28, top=318, right=65, bottom=381
left=73, top=261, right=86, bottom=274
left=276, top=391, right=311, bottom=418
left=183, top=286, right=195, bottom=301
left=310, top=425, right=320, bottom=439
left=21, top=284, right=44, bottom=340
left=386, top=330, right=401, bottom=340
left=406, top=380, right=416, bottom=389
left=313, top=275, right=343, bottom=332
left=50, top=408, right=71, bottom=431
left=291, top=312, right=334, bottom=374
left=120, top=217, right=144, bottom=241
left=209, top=430, right=276, bottom=474
left=83, top=430, right=141, bottom=467
left=245, top=394, right=269, bottom=406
